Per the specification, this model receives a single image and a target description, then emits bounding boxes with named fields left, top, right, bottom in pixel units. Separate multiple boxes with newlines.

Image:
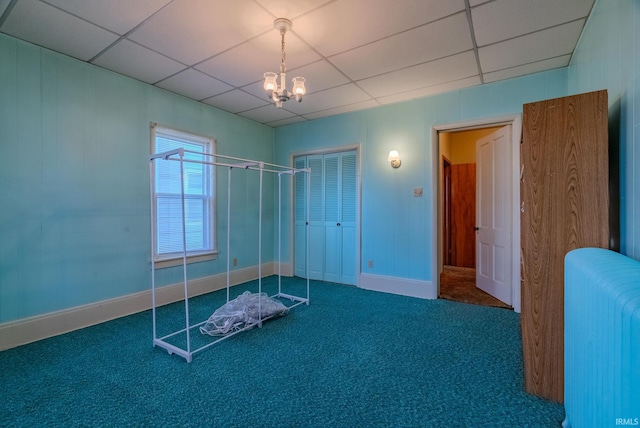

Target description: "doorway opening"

left=438, top=127, right=510, bottom=308
left=432, top=115, right=522, bottom=312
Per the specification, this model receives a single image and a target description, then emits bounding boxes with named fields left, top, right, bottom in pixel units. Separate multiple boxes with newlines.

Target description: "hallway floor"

left=439, top=265, right=512, bottom=309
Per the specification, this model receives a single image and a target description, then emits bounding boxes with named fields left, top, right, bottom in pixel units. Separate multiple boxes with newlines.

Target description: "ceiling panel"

left=483, top=55, right=571, bottom=83
left=127, top=0, right=273, bottom=65
left=239, top=104, right=297, bottom=123
left=203, top=89, right=269, bottom=113
left=377, top=76, right=481, bottom=105
left=472, top=0, right=594, bottom=47
left=195, top=31, right=321, bottom=87
left=0, top=0, right=596, bottom=126
left=284, top=83, right=373, bottom=115
left=293, top=0, right=466, bottom=57
left=287, top=60, right=350, bottom=94
left=329, top=11, right=473, bottom=81
left=303, top=99, right=380, bottom=120
left=1, top=0, right=119, bottom=61
left=93, top=39, right=185, bottom=84
left=256, top=0, right=333, bottom=20
left=44, top=0, right=172, bottom=35
left=155, top=68, right=233, bottom=100
left=0, top=0, right=10, bottom=16
left=478, top=20, right=585, bottom=73
left=265, top=116, right=308, bottom=127
left=358, top=51, right=478, bottom=98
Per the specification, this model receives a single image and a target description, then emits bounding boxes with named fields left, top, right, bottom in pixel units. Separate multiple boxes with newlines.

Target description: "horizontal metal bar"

left=275, top=292, right=309, bottom=304
left=150, top=148, right=182, bottom=161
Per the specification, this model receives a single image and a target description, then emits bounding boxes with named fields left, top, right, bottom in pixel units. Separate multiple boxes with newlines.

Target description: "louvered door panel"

left=307, top=155, right=324, bottom=280
left=294, top=157, right=307, bottom=277
left=340, top=152, right=357, bottom=285
left=323, top=154, right=341, bottom=283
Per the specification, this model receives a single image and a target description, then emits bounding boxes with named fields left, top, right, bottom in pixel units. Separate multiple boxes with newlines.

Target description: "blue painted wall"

left=275, top=70, right=568, bottom=282
left=2, top=0, right=637, bottom=326
left=567, top=0, right=640, bottom=260
left=0, top=34, right=274, bottom=324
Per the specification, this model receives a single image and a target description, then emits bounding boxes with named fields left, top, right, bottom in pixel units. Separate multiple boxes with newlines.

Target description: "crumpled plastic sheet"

left=199, top=291, right=289, bottom=336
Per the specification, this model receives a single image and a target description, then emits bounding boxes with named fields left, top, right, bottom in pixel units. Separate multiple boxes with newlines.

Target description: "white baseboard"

left=0, top=263, right=277, bottom=351
left=359, top=273, right=436, bottom=299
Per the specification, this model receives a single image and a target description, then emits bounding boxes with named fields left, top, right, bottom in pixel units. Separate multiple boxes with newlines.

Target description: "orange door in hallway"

left=450, top=163, right=476, bottom=267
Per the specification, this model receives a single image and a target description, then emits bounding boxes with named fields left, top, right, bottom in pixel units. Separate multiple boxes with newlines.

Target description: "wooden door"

left=442, top=157, right=452, bottom=265
left=450, top=163, right=476, bottom=267
left=521, top=90, right=609, bottom=402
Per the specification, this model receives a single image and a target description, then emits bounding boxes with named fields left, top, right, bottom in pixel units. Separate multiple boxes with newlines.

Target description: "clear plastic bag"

left=199, top=291, right=288, bottom=336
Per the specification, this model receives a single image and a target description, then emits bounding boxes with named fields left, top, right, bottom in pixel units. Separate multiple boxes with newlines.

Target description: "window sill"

left=154, top=252, right=218, bottom=269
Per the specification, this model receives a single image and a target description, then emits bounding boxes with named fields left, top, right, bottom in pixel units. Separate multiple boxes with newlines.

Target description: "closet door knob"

left=337, top=223, right=341, bottom=226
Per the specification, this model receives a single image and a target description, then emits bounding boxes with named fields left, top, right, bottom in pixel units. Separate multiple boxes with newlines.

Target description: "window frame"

left=150, top=123, right=217, bottom=268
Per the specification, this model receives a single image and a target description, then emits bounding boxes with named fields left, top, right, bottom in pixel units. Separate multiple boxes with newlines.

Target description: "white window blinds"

left=152, top=125, right=215, bottom=260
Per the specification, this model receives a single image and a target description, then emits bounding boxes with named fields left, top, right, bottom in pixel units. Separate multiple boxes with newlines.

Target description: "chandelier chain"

left=280, top=30, right=286, bottom=75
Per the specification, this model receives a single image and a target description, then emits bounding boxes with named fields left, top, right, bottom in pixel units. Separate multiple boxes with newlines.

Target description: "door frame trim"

left=432, top=114, right=522, bottom=313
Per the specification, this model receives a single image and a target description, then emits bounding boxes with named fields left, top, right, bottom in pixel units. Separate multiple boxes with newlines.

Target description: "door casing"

left=432, top=114, right=522, bottom=313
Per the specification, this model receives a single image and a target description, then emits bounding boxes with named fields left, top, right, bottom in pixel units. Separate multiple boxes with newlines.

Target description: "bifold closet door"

left=323, top=152, right=357, bottom=285
left=521, top=89, right=609, bottom=403
left=294, top=151, right=357, bottom=285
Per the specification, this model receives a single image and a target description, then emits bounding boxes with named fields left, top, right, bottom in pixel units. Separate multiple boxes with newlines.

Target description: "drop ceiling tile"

left=303, top=99, right=380, bottom=120
left=293, top=0, right=466, bottom=56
left=483, top=55, right=571, bottom=83
left=93, top=39, right=185, bottom=84
left=156, top=68, right=233, bottom=100
left=203, top=89, right=269, bottom=113
left=44, top=0, right=172, bottom=35
left=128, top=0, right=273, bottom=65
left=0, top=0, right=10, bottom=16
left=330, top=11, right=472, bottom=80
left=288, top=60, right=350, bottom=93
left=240, top=80, right=273, bottom=100
left=1, top=0, right=119, bottom=61
left=358, top=50, right=478, bottom=98
left=255, top=0, right=334, bottom=19
left=472, top=0, right=594, bottom=47
left=238, top=105, right=297, bottom=123
left=377, top=76, right=480, bottom=105
left=195, top=31, right=320, bottom=87
left=479, top=20, right=585, bottom=73
left=265, top=116, right=308, bottom=127
left=284, top=83, right=373, bottom=115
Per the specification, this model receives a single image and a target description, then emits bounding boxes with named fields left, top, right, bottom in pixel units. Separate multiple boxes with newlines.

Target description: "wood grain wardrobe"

left=520, top=89, right=610, bottom=403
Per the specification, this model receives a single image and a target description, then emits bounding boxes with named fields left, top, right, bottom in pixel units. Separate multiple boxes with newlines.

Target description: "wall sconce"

left=388, top=150, right=401, bottom=168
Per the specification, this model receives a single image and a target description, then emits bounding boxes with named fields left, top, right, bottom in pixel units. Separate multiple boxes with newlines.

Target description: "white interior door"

left=476, top=125, right=512, bottom=305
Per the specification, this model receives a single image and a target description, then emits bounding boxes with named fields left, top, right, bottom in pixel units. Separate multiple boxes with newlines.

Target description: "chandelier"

left=263, top=18, right=306, bottom=108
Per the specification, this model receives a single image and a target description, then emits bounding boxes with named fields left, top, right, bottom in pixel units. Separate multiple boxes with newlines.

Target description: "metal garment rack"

left=149, top=148, right=310, bottom=362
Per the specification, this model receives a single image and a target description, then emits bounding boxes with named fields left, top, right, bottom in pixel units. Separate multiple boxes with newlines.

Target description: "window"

left=151, top=124, right=216, bottom=266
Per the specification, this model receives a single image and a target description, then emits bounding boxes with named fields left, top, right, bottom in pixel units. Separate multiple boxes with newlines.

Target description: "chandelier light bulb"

left=263, top=72, right=277, bottom=92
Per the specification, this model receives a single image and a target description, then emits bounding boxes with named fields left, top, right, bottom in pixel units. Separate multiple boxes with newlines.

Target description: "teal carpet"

left=0, top=277, right=564, bottom=427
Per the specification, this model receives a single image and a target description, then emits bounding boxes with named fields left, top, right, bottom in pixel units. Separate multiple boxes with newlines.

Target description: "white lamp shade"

left=292, top=77, right=306, bottom=95
left=388, top=150, right=400, bottom=162
left=263, top=72, right=277, bottom=92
